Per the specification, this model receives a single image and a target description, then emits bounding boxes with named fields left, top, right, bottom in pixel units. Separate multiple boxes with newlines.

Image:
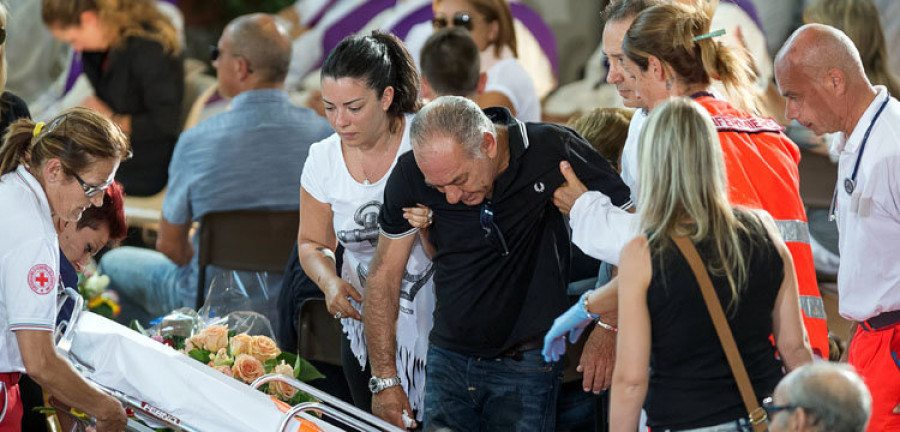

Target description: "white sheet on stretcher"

left=68, top=312, right=340, bottom=432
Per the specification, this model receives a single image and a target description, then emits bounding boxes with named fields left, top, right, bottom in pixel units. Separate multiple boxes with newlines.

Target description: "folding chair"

left=196, top=210, right=299, bottom=309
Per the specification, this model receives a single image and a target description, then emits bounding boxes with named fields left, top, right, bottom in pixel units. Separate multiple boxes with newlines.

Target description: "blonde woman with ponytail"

left=42, top=0, right=183, bottom=197
left=609, top=98, right=812, bottom=431
left=0, top=108, right=130, bottom=432
left=552, top=0, right=831, bottom=359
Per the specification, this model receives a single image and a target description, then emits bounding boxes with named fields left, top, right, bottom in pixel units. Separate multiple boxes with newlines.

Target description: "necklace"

left=357, top=128, right=396, bottom=186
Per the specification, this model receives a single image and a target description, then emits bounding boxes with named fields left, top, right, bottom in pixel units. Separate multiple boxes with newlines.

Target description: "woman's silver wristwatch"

left=368, top=376, right=401, bottom=394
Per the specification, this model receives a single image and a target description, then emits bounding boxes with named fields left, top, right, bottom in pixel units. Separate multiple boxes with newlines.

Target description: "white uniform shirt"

left=0, top=166, right=60, bottom=373
left=569, top=110, right=645, bottom=265
left=300, top=115, right=435, bottom=418
left=831, top=86, right=900, bottom=321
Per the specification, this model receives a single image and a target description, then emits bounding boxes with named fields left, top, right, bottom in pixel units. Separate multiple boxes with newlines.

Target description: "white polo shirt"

left=0, top=165, right=59, bottom=373
left=832, top=86, right=900, bottom=321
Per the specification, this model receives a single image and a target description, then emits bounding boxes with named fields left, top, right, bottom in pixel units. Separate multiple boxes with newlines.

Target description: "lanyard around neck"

left=847, top=91, right=891, bottom=189
left=829, top=91, right=891, bottom=221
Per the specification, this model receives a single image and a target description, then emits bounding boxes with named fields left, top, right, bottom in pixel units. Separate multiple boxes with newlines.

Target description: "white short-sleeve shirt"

left=0, top=165, right=60, bottom=373
left=300, top=116, right=435, bottom=417
left=831, top=86, right=900, bottom=321
left=483, top=48, right=542, bottom=123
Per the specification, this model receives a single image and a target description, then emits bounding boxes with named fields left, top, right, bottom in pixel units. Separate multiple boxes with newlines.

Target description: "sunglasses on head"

left=432, top=13, right=475, bottom=31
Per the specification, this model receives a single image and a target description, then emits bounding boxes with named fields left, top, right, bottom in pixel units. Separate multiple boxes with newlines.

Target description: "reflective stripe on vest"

left=800, top=295, right=827, bottom=320
left=774, top=219, right=810, bottom=244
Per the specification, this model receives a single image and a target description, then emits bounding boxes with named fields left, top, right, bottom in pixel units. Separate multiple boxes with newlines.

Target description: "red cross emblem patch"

left=27, top=264, right=56, bottom=295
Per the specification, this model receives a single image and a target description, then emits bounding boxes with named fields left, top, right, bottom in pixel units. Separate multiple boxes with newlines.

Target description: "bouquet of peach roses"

left=167, top=324, right=324, bottom=404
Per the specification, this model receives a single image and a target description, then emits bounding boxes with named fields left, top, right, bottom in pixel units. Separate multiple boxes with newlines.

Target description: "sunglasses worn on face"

left=432, top=13, right=475, bottom=31
left=761, top=397, right=797, bottom=418
left=0, top=27, right=6, bottom=45
left=210, top=45, right=254, bottom=73
left=480, top=200, right=509, bottom=256
left=73, top=172, right=113, bottom=198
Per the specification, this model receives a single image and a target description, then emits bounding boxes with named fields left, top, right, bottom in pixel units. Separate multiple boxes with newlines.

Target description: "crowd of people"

left=0, top=0, right=896, bottom=431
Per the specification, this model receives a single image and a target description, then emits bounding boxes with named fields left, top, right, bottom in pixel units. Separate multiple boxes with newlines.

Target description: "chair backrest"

left=297, top=298, right=344, bottom=366
left=196, top=210, right=299, bottom=309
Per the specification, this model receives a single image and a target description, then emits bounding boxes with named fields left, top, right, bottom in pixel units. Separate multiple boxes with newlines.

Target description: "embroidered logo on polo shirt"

left=27, top=264, right=56, bottom=295
left=534, top=182, right=546, bottom=193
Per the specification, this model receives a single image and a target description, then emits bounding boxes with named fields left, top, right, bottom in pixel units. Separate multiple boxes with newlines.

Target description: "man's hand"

left=553, top=161, right=588, bottom=215
left=372, top=386, right=416, bottom=429
left=578, top=313, right=618, bottom=393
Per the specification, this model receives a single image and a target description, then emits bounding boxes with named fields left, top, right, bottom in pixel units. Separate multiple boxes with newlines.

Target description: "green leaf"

left=130, top=320, right=148, bottom=336
left=91, top=303, right=114, bottom=319
left=188, top=348, right=211, bottom=363
left=294, top=357, right=325, bottom=382
left=163, top=335, right=187, bottom=351
left=277, top=351, right=297, bottom=367
left=286, top=391, right=317, bottom=406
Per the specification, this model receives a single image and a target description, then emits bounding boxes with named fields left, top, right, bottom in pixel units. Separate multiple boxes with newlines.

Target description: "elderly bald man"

left=767, top=362, right=871, bottom=432
left=775, top=23, right=900, bottom=431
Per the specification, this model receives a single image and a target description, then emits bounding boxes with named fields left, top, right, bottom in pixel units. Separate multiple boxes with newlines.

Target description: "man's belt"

left=499, top=335, right=544, bottom=361
left=861, top=310, right=900, bottom=332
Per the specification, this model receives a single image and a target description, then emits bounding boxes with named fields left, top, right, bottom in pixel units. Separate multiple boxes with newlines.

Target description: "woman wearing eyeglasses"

left=431, top=0, right=540, bottom=122
left=41, top=0, right=183, bottom=197
left=18, top=181, right=127, bottom=432
left=0, top=108, right=130, bottom=431
left=297, top=31, right=434, bottom=424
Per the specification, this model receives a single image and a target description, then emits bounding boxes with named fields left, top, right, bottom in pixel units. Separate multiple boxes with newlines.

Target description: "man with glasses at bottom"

left=766, top=362, right=871, bottom=432
left=364, top=96, right=631, bottom=430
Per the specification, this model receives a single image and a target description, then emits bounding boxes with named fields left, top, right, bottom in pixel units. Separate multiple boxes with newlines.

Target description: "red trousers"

left=849, top=324, right=900, bottom=432
left=0, top=372, right=22, bottom=432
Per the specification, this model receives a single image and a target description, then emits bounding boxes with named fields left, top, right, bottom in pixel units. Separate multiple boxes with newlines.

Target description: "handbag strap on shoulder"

left=671, top=235, right=768, bottom=431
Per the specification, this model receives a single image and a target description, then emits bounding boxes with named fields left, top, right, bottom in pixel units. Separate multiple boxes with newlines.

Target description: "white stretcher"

left=53, top=288, right=401, bottom=432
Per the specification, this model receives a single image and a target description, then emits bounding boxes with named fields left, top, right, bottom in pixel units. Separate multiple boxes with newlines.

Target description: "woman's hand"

left=542, top=290, right=597, bottom=362
left=403, top=204, right=433, bottom=229
left=93, top=395, right=127, bottom=431
left=322, top=277, right=363, bottom=321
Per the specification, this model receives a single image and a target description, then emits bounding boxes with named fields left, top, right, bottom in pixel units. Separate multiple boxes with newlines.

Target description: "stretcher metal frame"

left=52, top=287, right=402, bottom=432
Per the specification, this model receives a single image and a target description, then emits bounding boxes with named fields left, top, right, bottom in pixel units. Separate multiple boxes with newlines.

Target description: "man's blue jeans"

left=99, top=246, right=186, bottom=323
left=424, top=345, right=564, bottom=431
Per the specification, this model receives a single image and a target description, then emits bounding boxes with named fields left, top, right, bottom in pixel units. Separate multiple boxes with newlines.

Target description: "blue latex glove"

left=542, top=290, right=598, bottom=362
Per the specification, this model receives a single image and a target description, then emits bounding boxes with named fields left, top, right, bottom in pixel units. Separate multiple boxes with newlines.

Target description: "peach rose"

left=230, top=333, right=253, bottom=357
left=269, top=361, right=298, bottom=399
left=198, top=325, right=229, bottom=352
left=216, top=365, right=234, bottom=378
left=250, top=335, right=281, bottom=363
left=232, top=354, right=266, bottom=384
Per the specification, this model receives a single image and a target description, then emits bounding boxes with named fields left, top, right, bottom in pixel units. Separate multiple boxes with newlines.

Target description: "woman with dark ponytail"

left=296, top=31, right=433, bottom=423
left=0, top=108, right=130, bottom=431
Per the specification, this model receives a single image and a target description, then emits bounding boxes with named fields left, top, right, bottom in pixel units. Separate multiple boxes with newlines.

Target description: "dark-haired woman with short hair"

left=296, top=31, right=434, bottom=420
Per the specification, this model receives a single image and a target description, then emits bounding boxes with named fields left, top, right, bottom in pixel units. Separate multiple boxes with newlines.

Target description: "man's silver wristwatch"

left=368, top=376, right=401, bottom=394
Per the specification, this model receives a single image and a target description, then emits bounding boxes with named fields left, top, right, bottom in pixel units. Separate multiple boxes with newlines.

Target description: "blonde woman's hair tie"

left=32, top=122, right=46, bottom=137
